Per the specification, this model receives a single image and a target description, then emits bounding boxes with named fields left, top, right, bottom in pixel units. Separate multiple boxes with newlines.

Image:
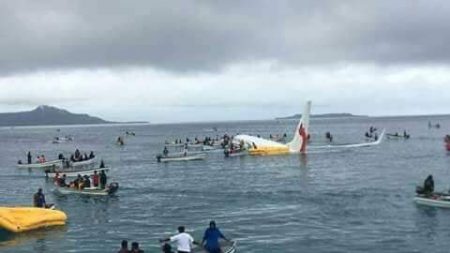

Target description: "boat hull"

left=16, top=160, right=63, bottom=169
left=414, top=195, right=450, bottom=208
left=55, top=182, right=119, bottom=196
left=157, top=154, right=206, bottom=162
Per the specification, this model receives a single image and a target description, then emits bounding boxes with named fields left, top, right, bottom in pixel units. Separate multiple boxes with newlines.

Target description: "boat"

left=16, top=160, right=63, bottom=169
left=193, top=241, right=237, bottom=253
left=386, top=133, right=410, bottom=139
left=54, top=182, right=119, bottom=196
left=45, top=167, right=110, bottom=178
left=52, top=136, right=74, bottom=144
left=156, top=153, right=206, bottom=162
left=70, top=158, right=96, bottom=168
left=0, top=207, right=67, bottom=233
left=224, top=149, right=248, bottom=157
left=414, top=193, right=450, bottom=208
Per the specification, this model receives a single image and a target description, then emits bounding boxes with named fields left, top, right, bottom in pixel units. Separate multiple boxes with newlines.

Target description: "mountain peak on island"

left=33, top=105, right=69, bottom=113
left=0, top=105, right=113, bottom=127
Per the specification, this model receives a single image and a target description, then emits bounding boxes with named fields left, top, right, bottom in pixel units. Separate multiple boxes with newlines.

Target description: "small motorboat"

left=16, top=160, right=63, bottom=169
left=414, top=194, right=450, bottom=208
left=54, top=182, right=119, bottom=196
left=52, top=136, right=74, bottom=144
left=70, top=158, right=96, bottom=169
left=156, top=153, right=206, bottom=162
left=414, top=185, right=450, bottom=208
left=387, top=133, right=410, bottom=139
left=224, top=149, right=248, bottom=157
left=0, top=207, right=67, bottom=233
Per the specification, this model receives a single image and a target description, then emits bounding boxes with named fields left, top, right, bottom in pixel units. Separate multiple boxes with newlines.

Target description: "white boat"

left=156, top=153, right=206, bottom=162
left=70, top=158, right=96, bottom=168
left=224, top=149, right=248, bottom=157
left=54, top=182, right=119, bottom=196
left=414, top=194, right=450, bottom=208
left=16, top=159, right=63, bottom=169
left=387, top=133, right=410, bottom=139
left=193, top=241, right=237, bottom=253
left=46, top=167, right=110, bottom=178
left=52, top=136, right=74, bottom=144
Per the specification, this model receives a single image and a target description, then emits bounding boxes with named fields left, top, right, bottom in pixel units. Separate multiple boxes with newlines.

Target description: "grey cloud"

left=0, top=0, right=449, bottom=75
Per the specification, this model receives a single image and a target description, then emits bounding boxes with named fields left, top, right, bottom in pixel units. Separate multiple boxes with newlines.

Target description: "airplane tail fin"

left=287, top=101, right=311, bottom=153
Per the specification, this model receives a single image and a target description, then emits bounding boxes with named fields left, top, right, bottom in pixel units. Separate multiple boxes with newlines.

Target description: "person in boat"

left=100, top=170, right=107, bottom=189
left=423, top=175, right=434, bottom=195
left=53, top=172, right=60, bottom=184
left=160, top=226, right=197, bottom=253
left=83, top=153, right=89, bottom=161
left=74, top=174, right=82, bottom=189
left=33, top=188, right=51, bottom=208
left=92, top=170, right=99, bottom=187
left=163, top=146, right=169, bottom=157
left=162, top=243, right=174, bottom=253
left=58, top=174, right=67, bottom=187
left=36, top=155, right=41, bottom=163
left=41, top=155, right=46, bottom=163
left=374, top=133, right=378, bottom=141
left=58, top=153, right=65, bottom=160
left=18, top=160, right=23, bottom=164
left=118, top=240, right=129, bottom=253
left=27, top=151, right=32, bottom=164
left=83, top=175, right=91, bottom=188
left=100, top=159, right=106, bottom=168
left=75, top=149, right=81, bottom=160
left=89, top=151, right=95, bottom=159
left=183, top=143, right=188, bottom=156
left=201, top=221, right=231, bottom=253
left=130, top=242, right=144, bottom=253
left=70, top=154, right=75, bottom=162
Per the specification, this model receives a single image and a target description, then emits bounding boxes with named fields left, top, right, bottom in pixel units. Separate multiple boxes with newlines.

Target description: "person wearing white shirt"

left=160, top=226, right=198, bottom=253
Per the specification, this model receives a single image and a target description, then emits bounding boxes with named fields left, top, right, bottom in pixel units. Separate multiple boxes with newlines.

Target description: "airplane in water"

left=232, top=100, right=385, bottom=156
left=233, top=101, right=312, bottom=155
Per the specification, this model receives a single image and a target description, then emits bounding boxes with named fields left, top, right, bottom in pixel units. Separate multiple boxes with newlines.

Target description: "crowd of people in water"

left=116, top=221, right=231, bottom=253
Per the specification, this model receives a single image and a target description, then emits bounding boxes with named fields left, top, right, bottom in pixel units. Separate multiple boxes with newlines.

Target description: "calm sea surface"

left=1, top=116, right=450, bottom=253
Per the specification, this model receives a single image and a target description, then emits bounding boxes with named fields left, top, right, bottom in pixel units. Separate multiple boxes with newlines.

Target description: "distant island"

left=276, top=113, right=368, bottom=120
left=0, top=105, right=146, bottom=127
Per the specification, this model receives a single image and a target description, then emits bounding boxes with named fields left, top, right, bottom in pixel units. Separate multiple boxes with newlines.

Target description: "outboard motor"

left=107, top=182, right=119, bottom=195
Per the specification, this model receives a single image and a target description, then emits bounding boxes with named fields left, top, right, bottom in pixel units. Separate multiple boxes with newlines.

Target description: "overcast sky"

left=1, top=0, right=449, bottom=123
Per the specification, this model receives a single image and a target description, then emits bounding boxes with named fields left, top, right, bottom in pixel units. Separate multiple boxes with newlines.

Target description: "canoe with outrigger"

left=54, top=182, right=119, bottom=196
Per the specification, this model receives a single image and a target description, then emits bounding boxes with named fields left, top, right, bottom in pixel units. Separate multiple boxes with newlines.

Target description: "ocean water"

left=1, top=116, right=450, bottom=253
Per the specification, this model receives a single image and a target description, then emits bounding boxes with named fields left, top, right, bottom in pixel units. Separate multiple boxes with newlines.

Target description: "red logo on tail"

left=299, top=124, right=307, bottom=153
